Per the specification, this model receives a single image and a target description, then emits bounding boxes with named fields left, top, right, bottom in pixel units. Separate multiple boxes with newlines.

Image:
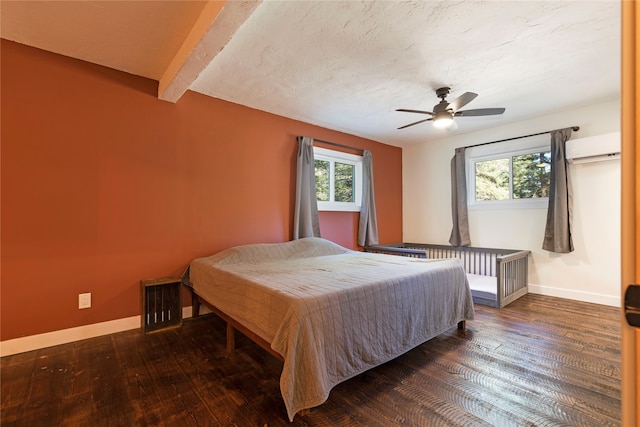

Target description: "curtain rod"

left=463, top=126, right=580, bottom=149
left=299, top=136, right=365, bottom=153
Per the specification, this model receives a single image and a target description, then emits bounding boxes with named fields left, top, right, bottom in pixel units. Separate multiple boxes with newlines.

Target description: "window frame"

left=313, top=146, right=363, bottom=212
left=466, top=135, right=551, bottom=210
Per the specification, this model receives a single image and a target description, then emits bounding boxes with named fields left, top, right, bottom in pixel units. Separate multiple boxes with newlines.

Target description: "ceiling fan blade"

left=447, top=92, right=478, bottom=112
left=398, top=118, right=433, bottom=130
left=455, top=107, right=505, bottom=117
left=396, top=108, right=434, bottom=115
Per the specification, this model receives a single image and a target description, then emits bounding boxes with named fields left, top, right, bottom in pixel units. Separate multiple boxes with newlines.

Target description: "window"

left=467, top=137, right=550, bottom=209
left=314, top=147, right=362, bottom=211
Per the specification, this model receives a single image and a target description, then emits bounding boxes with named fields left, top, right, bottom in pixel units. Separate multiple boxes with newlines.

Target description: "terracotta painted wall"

left=1, top=40, right=402, bottom=340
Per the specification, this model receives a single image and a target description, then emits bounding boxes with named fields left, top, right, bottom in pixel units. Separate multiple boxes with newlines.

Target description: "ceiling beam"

left=158, top=0, right=262, bottom=103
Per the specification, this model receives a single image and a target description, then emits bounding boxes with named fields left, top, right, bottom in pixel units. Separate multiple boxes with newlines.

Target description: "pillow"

left=207, top=237, right=350, bottom=265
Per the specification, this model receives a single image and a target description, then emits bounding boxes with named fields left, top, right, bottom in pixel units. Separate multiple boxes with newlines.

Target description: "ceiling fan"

left=396, top=87, right=505, bottom=130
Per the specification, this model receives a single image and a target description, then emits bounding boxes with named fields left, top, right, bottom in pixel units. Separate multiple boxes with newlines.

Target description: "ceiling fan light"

left=433, top=111, right=454, bottom=128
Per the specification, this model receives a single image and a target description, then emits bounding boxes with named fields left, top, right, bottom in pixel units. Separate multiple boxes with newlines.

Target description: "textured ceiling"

left=1, top=1, right=620, bottom=147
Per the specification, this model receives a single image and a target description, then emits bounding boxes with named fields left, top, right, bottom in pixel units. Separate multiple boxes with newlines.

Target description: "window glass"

left=512, top=152, right=550, bottom=199
left=314, top=159, right=330, bottom=202
left=334, top=162, right=354, bottom=202
left=475, top=158, right=509, bottom=201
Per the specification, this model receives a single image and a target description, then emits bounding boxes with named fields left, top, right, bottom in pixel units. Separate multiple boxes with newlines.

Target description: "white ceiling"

left=1, top=1, right=620, bottom=147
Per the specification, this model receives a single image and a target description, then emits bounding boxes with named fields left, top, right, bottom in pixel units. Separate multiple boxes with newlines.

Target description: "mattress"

left=467, top=273, right=498, bottom=301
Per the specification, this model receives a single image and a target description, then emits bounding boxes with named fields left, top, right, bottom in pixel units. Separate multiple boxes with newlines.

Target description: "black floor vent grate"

left=141, top=277, right=182, bottom=333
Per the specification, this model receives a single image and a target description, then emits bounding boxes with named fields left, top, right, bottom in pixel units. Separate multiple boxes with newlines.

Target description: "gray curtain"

left=293, top=136, right=321, bottom=239
left=543, top=128, right=574, bottom=253
left=358, top=150, right=379, bottom=246
left=449, top=147, right=471, bottom=246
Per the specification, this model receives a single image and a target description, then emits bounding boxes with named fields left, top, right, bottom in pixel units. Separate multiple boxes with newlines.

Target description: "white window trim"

left=314, top=146, right=363, bottom=212
left=466, top=135, right=550, bottom=210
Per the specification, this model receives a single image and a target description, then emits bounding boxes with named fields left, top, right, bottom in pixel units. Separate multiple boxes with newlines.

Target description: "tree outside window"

left=315, top=160, right=330, bottom=202
left=334, top=162, right=354, bottom=202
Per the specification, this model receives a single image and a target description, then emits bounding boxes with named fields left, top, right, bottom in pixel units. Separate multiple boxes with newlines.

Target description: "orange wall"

left=0, top=40, right=402, bottom=340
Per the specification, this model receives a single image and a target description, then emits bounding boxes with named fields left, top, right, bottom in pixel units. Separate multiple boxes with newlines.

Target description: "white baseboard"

left=2, top=288, right=617, bottom=358
left=1, top=306, right=194, bottom=358
left=528, top=284, right=621, bottom=308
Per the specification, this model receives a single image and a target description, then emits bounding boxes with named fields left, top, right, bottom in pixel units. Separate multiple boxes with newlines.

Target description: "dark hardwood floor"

left=1, top=294, right=620, bottom=426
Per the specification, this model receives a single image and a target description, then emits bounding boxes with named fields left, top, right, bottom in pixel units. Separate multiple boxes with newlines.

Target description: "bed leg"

left=191, top=293, right=201, bottom=318
left=457, top=320, right=466, bottom=330
left=226, top=323, right=235, bottom=354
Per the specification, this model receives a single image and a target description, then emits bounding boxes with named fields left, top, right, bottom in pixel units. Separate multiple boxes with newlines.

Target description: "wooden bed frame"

left=189, top=287, right=466, bottom=362
left=190, top=289, right=284, bottom=362
left=365, top=243, right=531, bottom=308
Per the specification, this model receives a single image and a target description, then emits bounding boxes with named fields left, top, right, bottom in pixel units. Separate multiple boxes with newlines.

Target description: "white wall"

left=402, top=98, right=621, bottom=306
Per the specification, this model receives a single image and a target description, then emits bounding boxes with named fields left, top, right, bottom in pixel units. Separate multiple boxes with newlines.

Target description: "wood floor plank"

left=1, top=294, right=621, bottom=426
left=0, top=350, right=35, bottom=424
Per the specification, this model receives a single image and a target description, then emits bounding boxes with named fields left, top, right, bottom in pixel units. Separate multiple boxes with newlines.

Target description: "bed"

left=183, top=237, right=475, bottom=421
left=365, top=243, right=531, bottom=308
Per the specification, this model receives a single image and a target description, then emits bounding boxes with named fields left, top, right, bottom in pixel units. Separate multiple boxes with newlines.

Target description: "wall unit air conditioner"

left=565, top=131, right=620, bottom=164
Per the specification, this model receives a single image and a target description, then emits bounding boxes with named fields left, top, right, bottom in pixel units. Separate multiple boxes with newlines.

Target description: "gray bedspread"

left=188, top=237, right=474, bottom=421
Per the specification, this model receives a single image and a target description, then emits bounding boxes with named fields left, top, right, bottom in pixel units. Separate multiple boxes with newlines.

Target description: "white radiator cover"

left=565, top=131, right=620, bottom=164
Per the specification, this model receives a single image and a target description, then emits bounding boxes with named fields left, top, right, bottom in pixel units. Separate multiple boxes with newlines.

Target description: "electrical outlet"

left=79, top=293, right=91, bottom=309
